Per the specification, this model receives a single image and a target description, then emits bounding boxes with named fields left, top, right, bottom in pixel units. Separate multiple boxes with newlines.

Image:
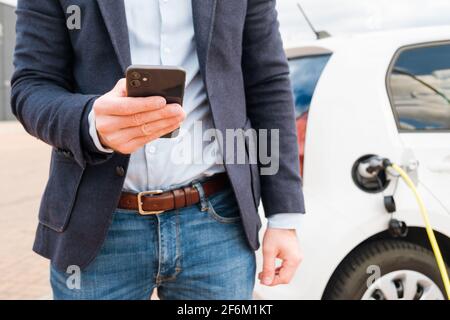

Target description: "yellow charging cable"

left=389, top=163, right=450, bottom=300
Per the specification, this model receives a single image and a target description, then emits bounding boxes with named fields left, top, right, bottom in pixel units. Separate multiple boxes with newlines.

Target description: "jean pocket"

left=206, top=189, right=241, bottom=224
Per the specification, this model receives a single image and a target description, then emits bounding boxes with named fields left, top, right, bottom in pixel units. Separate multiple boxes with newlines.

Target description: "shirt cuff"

left=88, top=108, right=114, bottom=153
left=267, top=213, right=304, bottom=233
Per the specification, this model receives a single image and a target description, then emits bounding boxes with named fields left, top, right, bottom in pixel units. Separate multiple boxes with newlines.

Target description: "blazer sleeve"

left=10, top=0, right=112, bottom=168
left=241, top=0, right=306, bottom=217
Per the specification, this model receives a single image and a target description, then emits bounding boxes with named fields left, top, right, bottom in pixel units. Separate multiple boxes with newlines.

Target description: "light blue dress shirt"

left=88, top=0, right=302, bottom=231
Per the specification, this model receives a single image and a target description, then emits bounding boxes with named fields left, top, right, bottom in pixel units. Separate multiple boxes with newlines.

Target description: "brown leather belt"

left=118, top=173, right=230, bottom=215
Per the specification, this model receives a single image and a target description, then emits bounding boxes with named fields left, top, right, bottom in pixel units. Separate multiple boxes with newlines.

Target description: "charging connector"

left=352, top=155, right=390, bottom=193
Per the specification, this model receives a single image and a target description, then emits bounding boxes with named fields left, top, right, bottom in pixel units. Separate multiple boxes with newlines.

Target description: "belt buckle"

left=137, top=190, right=164, bottom=215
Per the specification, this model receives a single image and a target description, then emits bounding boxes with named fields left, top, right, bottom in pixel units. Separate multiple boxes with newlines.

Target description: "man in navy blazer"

left=11, top=0, right=305, bottom=299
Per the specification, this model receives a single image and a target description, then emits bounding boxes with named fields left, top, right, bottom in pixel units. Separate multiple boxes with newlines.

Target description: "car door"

left=387, top=41, right=450, bottom=210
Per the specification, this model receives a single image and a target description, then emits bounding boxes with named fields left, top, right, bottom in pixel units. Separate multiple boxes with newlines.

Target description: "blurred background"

left=1, top=0, right=450, bottom=300
left=278, top=0, right=450, bottom=43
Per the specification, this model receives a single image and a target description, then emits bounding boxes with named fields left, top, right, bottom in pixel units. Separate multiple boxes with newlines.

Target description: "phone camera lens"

left=130, top=80, right=141, bottom=88
left=131, top=71, right=141, bottom=80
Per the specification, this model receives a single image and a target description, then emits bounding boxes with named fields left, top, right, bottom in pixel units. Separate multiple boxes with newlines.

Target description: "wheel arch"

left=321, top=227, right=450, bottom=299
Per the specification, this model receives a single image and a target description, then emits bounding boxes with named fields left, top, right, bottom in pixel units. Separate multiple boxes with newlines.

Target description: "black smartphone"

left=126, top=65, right=186, bottom=138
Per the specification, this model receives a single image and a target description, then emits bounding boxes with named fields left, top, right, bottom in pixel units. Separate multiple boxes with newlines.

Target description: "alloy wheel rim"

left=362, top=270, right=444, bottom=300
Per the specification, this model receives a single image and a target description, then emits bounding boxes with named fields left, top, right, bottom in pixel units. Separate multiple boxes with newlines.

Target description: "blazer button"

left=116, top=166, right=125, bottom=177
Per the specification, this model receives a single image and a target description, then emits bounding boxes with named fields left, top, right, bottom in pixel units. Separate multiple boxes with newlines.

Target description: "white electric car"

left=255, top=26, right=450, bottom=300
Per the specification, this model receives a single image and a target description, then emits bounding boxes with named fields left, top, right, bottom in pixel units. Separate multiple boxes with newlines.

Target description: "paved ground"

left=0, top=121, right=52, bottom=300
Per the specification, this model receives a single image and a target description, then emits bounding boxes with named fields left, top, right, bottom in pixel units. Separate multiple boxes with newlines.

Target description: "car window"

left=289, top=54, right=331, bottom=118
left=388, top=43, right=450, bottom=131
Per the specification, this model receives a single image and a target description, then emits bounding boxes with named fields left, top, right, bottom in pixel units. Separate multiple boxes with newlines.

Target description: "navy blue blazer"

left=11, top=0, right=305, bottom=271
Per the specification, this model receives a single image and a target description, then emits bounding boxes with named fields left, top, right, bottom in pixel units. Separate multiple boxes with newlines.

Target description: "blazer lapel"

left=191, top=0, right=218, bottom=78
left=97, top=0, right=131, bottom=73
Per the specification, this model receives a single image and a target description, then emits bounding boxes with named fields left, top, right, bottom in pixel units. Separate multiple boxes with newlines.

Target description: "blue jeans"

left=50, top=187, right=256, bottom=300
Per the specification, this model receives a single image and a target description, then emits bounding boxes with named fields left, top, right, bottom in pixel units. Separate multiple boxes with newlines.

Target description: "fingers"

left=96, top=95, right=167, bottom=116
left=117, top=121, right=182, bottom=154
left=99, top=79, right=167, bottom=116
left=94, top=79, right=186, bottom=153
left=96, top=104, right=184, bottom=132
left=105, top=115, right=183, bottom=146
left=258, top=253, right=302, bottom=286
left=259, top=229, right=303, bottom=287
left=260, top=246, right=277, bottom=286
left=111, top=78, right=127, bottom=97
left=129, top=104, right=184, bottom=127
left=269, top=257, right=300, bottom=286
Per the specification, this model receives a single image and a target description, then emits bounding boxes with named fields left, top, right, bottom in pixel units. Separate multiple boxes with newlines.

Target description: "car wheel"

left=323, top=240, right=447, bottom=300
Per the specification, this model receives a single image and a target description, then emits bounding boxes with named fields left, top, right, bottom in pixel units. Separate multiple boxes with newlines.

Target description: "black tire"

left=323, top=240, right=448, bottom=300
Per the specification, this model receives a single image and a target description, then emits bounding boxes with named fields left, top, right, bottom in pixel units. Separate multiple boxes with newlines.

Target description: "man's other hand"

left=93, top=79, right=186, bottom=154
left=259, top=229, right=303, bottom=286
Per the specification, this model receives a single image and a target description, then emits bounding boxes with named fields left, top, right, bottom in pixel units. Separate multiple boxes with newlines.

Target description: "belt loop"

left=192, top=181, right=209, bottom=212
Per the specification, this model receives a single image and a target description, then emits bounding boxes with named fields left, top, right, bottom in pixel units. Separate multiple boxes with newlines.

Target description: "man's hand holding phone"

left=93, top=79, right=186, bottom=154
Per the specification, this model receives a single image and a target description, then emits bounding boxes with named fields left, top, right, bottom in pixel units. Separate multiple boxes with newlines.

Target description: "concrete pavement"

left=0, top=121, right=51, bottom=300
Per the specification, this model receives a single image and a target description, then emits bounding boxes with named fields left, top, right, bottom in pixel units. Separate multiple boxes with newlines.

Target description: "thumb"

left=261, top=248, right=277, bottom=286
left=111, top=78, right=127, bottom=97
